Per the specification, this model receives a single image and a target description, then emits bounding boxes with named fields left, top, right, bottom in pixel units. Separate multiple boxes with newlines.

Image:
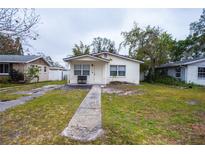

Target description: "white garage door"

left=49, top=70, right=62, bottom=81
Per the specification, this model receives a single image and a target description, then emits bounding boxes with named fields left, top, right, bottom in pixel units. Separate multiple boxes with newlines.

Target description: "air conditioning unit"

left=77, top=76, right=87, bottom=84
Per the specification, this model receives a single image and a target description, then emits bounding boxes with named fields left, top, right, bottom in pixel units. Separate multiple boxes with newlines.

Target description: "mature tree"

left=91, top=37, right=117, bottom=53
left=121, top=23, right=174, bottom=81
left=0, top=9, right=40, bottom=55
left=170, top=9, right=205, bottom=61
left=190, top=9, right=205, bottom=36
left=0, top=36, right=23, bottom=55
left=72, top=41, right=90, bottom=56
left=188, top=9, right=205, bottom=58
left=170, top=38, right=193, bottom=61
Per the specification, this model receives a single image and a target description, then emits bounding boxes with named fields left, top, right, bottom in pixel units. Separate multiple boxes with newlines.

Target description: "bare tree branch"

left=0, top=8, right=40, bottom=54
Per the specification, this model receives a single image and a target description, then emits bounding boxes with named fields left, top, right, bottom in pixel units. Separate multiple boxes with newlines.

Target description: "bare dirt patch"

left=191, top=124, right=205, bottom=135
left=189, top=124, right=205, bottom=144
left=102, top=85, right=144, bottom=96
left=186, top=99, right=200, bottom=105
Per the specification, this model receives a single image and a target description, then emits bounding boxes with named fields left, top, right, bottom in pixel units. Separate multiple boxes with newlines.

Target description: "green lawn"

left=0, top=83, right=205, bottom=144
left=97, top=83, right=205, bottom=144
left=0, top=94, right=29, bottom=102
left=0, top=80, right=67, bottom=101
left=0, top=89, right=88, bottom=144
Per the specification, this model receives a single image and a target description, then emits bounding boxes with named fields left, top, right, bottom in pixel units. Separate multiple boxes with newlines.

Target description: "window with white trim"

left=74, top=64, right=81, bottom=75
left=74, top=64, right=90, bottom=76
left=175, top=67, right=181, bottom=78
left=118, top=65, right=126, bottom=76
left=110, top=65, right=126, bottom=76
left=82, top=64, right=90, bottom=75
left=0, top=63, right=9, bottom=74
left=110, top=65, right=117, bottom=76
left=198, top=67, right=205, bottom=79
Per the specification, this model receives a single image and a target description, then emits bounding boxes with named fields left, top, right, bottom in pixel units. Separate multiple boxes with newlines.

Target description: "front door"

left=91, top=63, right=103, bottom=84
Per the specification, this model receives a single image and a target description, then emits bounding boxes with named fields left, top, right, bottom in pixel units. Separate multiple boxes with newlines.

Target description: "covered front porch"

left=65, top=55, right=109, bottom=85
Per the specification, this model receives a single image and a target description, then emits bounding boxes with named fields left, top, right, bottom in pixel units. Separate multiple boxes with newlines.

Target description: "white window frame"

left=74, top=64, right=81, bottom=75
left=198, top=67, right=205, bottom=79
left=74, top=64, right=90, bottom=76
left=110, top=65, right=126, bottom=77
left=82, top=64, right=90, bottom=76
left=0, top=63, right=10, bottom=75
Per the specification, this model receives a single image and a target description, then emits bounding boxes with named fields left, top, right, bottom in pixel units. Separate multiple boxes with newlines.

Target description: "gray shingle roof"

left=0, top=55, right=47, bottom=64
left=158, top=57, right=205, bottom=68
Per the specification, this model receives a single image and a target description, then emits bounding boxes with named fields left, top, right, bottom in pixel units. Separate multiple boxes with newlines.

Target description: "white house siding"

left=66, top=54, right=141, bottom=85
left=167, top=67, right=186, bottom=81
left=68, top=60, right=107, bottom=84
left=99, top=54, right=140, bottom=84
left=186, top=61, right=205, bottom=86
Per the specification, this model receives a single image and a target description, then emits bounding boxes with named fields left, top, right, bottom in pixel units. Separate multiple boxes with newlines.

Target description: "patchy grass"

left=0, top=83, right=205, bottom=144
left=0, top=80, right=67, bottom=101
left=0, top=89, right=88, bottom=144
left=96, top=83, right=205, bottom=144
left=0, top=80, right=66, bottom=88
left=0, top=94, right=29, bottom=102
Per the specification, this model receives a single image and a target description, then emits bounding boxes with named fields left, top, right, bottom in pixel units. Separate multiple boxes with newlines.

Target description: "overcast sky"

left=28, top=8, right=203, bottom=66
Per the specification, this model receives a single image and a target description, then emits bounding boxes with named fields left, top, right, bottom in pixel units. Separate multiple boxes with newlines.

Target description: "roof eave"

left=63, top=54, right=110, bottom=63
left=93, top=52, right=144, bottom=64
left=0, top=61, right=26, bottom=63
left=26, top=57, right=51, bottom=66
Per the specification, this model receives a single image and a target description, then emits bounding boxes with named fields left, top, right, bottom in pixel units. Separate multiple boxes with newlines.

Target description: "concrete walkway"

left=61, top=85, right=103, bottom=141
left=0, top=85, right=63, bottom=112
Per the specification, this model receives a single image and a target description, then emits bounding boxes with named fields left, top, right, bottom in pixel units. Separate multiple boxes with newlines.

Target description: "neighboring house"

left=157, top=57, right=205, bottom=86
left=0, top=55, right=50, bottom=82
left=63, top=52, right=143, bottom=85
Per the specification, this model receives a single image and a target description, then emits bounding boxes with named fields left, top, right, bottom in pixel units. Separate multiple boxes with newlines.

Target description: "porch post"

left=104, top=63, right=108, bottom=84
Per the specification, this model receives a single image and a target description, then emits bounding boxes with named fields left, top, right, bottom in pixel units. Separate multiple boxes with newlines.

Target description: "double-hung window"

left=74, top=64, right=81, bottom=75
left=198, top=67, right=205, bottom=79
left=74, top=64, right=90, bottom=76
left=175, top=67, right=181, bottom=78
left=118, top=65, right=126, bottom=76
left=82, top=64, right=90, bottom=75
left=110, top=65, right=126, bottom=76
left=0, top=63, right=9, bottom=74
left=110, top=65, right=117, bottom=76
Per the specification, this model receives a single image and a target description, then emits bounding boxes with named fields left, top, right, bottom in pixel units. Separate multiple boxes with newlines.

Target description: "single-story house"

left=157, top=57, right=205, bottom=86
left=0, top=55, right=50, bottom=82
left=63, top=52, right=143, bottom=85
